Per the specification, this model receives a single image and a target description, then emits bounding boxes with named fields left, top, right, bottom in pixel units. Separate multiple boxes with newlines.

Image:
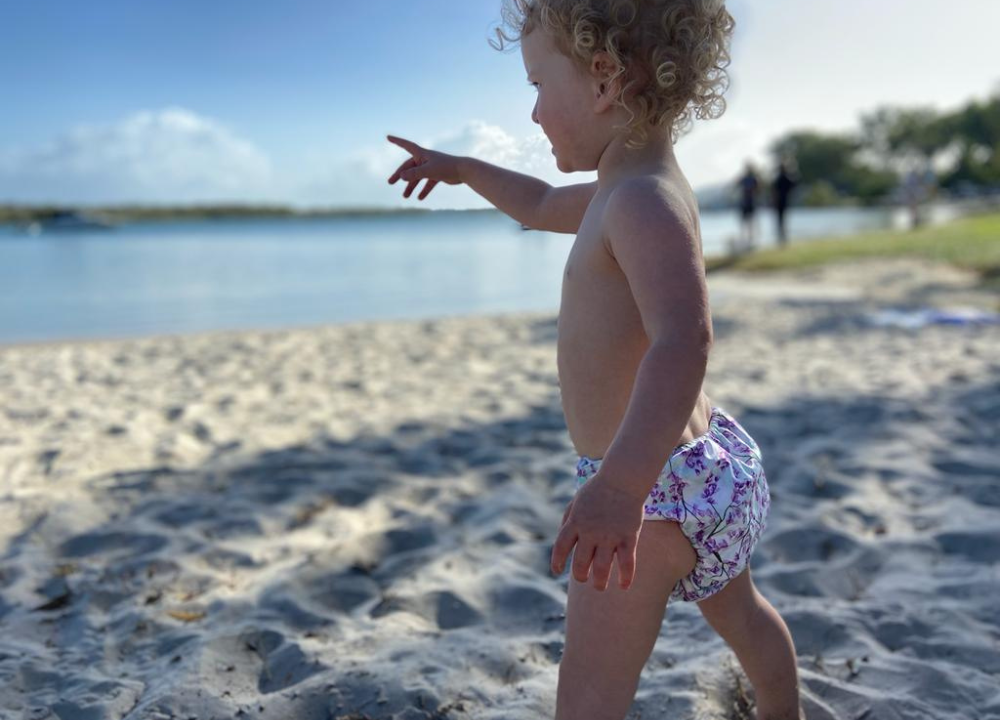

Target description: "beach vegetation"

left=704, top=210, right=1000, bottom=292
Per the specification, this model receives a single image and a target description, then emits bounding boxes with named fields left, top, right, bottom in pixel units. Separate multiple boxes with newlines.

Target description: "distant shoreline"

left=0, top=204, right=503, bottom=225
left=0, top=198, right=915, bottom=225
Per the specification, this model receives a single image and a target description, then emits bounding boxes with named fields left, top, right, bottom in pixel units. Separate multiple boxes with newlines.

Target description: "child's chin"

left=557, top=159, right=590, bottom=174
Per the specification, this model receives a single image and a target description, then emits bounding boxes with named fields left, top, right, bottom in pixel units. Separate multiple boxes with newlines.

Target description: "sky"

left=1, top=0, right=996, bottom=208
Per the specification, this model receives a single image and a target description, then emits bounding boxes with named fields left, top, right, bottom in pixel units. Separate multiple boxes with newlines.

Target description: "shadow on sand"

left=2, top=353, right=998, bottom=718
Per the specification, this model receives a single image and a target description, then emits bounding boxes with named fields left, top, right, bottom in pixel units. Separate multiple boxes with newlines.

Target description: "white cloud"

left=0, top=113, right=565, bottom=208
left=428, top=120, right=572, bottom=188
left=300, top=120, right=572, bottom=210
left=3, top=113, right=757, bottom=209
left=0, top=108, right=274, bottom=204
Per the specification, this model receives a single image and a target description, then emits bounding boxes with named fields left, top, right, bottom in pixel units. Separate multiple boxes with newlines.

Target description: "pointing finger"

left=386, top=134, right=421, bottom=155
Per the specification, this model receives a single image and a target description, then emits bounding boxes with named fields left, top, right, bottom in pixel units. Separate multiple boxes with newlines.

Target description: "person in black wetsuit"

left=736, top=163, right=759, bottom=251
left=772, top=161, right=796, bottom=246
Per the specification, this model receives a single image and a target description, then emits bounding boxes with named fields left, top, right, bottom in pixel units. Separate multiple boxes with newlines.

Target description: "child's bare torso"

left=557, top=174, right=713, bottom=459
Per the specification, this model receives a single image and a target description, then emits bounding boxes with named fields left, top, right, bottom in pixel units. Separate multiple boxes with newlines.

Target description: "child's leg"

left=696, top=568, right=804, bottom=720
left=556, top=519, right=697, bottom=720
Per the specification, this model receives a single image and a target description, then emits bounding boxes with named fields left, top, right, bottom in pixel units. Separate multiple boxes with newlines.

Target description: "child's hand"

left=551, top=474, right=645, bottom=591
left=386, top=135, right=464, bottom=201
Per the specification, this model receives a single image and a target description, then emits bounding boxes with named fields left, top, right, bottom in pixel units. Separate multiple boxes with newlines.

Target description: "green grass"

left=704, top=210, right=1000, bottom=291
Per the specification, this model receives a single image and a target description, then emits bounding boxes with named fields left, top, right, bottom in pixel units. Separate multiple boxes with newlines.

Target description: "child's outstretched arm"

left=386, top=134, right=597, bottom=233
left=550, top=179, right=711, bottom=591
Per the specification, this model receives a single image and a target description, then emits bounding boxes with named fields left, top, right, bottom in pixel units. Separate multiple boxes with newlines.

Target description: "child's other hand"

left=386, top=135, right=463, bottom=201
left=551, top=474, right=645, bottom=591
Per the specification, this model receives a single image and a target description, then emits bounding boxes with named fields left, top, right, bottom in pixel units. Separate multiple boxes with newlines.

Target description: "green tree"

left=859, top=106, right=955, bottom=183
left=771, top=132, right=859, bottom=188
left=940, top=93, right=1000, bottom=188
left=771, top=131, right=897, bottom=205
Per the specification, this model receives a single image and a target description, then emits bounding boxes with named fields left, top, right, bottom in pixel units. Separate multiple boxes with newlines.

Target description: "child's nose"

left=531, top=102, right=539, bottom=125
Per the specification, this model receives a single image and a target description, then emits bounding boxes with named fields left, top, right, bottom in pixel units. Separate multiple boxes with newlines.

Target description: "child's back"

left=388, top=2, right=803, bottom=717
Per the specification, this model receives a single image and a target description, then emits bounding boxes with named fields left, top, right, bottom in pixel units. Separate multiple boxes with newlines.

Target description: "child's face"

left=521, top=27, right=609, bottom=173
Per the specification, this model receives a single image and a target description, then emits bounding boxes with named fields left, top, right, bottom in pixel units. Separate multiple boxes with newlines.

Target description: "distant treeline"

left=770, top=86, right=1000, bottom=206
left=0, top=204, right=498, bottom=225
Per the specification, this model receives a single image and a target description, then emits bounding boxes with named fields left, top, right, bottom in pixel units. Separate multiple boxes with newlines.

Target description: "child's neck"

left=596, top=129, right=678, bottom=191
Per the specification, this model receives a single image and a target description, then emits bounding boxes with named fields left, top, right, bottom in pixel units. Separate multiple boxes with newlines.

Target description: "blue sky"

left=1, top=0, right=997, bottom=207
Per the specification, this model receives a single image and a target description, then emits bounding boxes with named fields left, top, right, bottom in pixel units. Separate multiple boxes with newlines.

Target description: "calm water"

left=0, top=205, right=923, bottom=345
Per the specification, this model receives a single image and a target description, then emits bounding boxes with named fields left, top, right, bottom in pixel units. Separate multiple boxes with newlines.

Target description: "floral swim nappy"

left=575, top=406, right=770, bottom=603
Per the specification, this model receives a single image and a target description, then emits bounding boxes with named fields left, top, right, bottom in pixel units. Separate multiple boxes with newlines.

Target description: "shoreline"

left=2, top=203, right=995, bottom=353
left=2, top=249, right=993, bottom=352
left=2, top=195, right=995, bottom=226
left=0, top=307, right=559, bottom=352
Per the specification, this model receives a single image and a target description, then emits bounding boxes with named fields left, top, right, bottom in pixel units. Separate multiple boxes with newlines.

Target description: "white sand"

left=1, top=258, right=998, bottom=719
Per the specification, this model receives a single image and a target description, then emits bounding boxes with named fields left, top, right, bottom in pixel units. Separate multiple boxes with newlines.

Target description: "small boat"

left=26, top=210, right=116, bottom=234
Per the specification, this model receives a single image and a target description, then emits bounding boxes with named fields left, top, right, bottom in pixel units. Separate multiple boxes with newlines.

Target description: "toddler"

left=387, top=1, right=803, bottom=718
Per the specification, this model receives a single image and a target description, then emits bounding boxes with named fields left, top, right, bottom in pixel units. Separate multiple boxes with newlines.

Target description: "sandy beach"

left=1, top=257, right=998, bottom=720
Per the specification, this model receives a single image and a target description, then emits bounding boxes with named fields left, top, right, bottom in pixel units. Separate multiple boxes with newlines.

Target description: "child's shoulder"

left=596, top=172, right=708, bottom=333
left=601, top=172, right=699, bottom=246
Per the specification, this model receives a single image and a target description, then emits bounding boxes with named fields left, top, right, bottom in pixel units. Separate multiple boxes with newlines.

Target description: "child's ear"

left=590, top=50, right=618, bottom=89
left=590, top=50, right=623, bottom=104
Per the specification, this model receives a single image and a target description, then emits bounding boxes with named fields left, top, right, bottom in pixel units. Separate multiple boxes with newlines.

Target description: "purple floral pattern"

left=575, top=406, right=770, bottom=603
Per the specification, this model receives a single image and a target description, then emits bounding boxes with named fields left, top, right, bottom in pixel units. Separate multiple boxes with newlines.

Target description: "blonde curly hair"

left=489, top=0, right=735, bottom=149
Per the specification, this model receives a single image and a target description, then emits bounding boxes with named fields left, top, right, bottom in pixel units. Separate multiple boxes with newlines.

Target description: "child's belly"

left=557, top=245, right=712, bottom=459
left=557, top=317, right=711, bottom=459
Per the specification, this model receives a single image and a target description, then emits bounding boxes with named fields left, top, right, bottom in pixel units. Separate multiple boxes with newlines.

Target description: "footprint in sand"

left=370, top=589, right=483, bottom=630
left=301, top=566, right=382, bottom=614
left=485, top=584, right=565, bottom=635
left=764, top=526, right=861, bottom=564
left=58, top=531, right=168, bottom=559
left=932, top=458, right=1000, bottom=507
left=200, top=628, right=326, bottom=694
left=934, top=529, right=1000, bottom=563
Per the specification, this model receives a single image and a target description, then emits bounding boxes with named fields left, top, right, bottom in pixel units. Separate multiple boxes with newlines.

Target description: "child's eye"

left=528, top=82, right=539, bottom=91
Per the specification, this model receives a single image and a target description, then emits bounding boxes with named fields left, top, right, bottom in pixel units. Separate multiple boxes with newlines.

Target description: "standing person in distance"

left=772, top=160, right=797, bottom=247
left=737, top=161, right=760, bottom=252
